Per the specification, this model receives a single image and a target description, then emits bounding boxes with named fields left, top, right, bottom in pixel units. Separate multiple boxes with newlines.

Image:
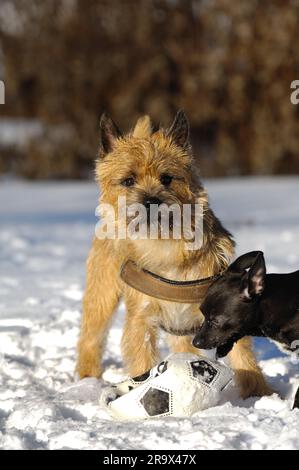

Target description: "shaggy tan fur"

left=76, top=112, right=272, bottom=399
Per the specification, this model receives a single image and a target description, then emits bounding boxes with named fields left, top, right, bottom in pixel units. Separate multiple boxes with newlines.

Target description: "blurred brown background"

left=0, top=0, right=299, bottom=179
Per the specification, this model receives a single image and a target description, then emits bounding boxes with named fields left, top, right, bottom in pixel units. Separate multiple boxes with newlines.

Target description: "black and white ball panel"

left=157, top=361, right=168, bottom=374
left=190, top=360, right=218, bottom=385
left=132, top=361, right=168, bottom=384
left=140, top=387, right=171, bottom=417
left=132, top=370, right=151, bottom=383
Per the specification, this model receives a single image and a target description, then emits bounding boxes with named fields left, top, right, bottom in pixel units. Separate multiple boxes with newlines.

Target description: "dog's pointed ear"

left=100, top=113, right=122, bottom=155
left=167, top=110, right=190, bottom=149
left=228, top=251, right=265, bottom=273
left=240, top=252, right=266, bottom=301
left=133, top=115, right=152, bottom=138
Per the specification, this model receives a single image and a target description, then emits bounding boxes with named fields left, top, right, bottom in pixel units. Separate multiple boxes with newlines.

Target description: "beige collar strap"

left=120, top=260, right=223, bottom=304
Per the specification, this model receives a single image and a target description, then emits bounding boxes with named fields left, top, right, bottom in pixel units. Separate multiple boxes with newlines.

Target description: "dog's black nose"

left=192, top=336, right=201, bottom=349
left=144, top=197, right=161, bottom=211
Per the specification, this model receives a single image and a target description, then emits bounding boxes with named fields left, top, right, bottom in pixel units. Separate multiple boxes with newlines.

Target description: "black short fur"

left=192, top=251, right=299, bottom=409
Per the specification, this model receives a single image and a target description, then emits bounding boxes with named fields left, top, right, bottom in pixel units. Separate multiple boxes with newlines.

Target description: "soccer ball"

left=101, top=353, right=234, bottom=420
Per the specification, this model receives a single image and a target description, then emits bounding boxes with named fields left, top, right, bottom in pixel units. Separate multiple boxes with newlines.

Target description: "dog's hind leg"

left=228, top=336, right=273, bottom=399
left=293, top=387, right=299, bottom=409
left=76, top=239, right=122, bottom=379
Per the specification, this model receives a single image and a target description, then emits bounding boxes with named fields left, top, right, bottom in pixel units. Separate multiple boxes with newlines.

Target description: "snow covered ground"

left=0, top=177, right=298, bottom=450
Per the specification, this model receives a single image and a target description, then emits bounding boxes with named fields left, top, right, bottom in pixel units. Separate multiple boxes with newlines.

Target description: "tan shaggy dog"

left=76, top=111, right=271, bottom=399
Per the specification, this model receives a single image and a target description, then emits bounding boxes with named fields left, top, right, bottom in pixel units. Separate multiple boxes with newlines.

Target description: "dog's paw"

left=75, top=363, right=103, bottom=380
left=236, top=370, right=273, bottom=399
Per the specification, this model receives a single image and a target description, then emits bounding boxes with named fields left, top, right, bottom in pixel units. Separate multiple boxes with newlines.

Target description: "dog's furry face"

left=193, top=252, right=266, bottom=357
left=96, top=112, right=207, bottom=240
left=193, top=274, right=250, bottom=356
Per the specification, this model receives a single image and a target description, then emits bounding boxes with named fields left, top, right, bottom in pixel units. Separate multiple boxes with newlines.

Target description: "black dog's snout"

left=144, top=197, right=162, bottom=211
left=192, top=335, right=202, bottom=349
left=192, top=320, right=206, bottom=349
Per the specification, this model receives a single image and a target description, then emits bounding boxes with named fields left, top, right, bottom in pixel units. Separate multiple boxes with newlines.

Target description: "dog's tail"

left=293, top=386, right=299, bottom=409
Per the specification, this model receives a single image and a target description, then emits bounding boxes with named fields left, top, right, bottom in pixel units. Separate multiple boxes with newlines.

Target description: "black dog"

left=192, top=251, right=299, bottom=408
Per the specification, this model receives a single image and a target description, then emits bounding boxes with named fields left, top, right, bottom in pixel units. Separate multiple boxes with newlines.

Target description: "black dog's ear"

left=166, top=110, right=190, bottom=149
left=228, top=251, right=265, bottom=273
left=100, top=113, right=122, bottom=155
left=240, top=252, right=266, bottom=301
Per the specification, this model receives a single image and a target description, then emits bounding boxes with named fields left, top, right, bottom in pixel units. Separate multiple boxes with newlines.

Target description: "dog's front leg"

left=76, top=239, right=122, bottom=379
left=121, top=297, right=159, bottom=377
left=228, top=336, right=273, bottom=399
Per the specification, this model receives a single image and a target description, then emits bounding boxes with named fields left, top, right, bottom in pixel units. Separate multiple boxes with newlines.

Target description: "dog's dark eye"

left=160, top=174, right=173, bottom=186
left=121, top=177, right=135, bottom=187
